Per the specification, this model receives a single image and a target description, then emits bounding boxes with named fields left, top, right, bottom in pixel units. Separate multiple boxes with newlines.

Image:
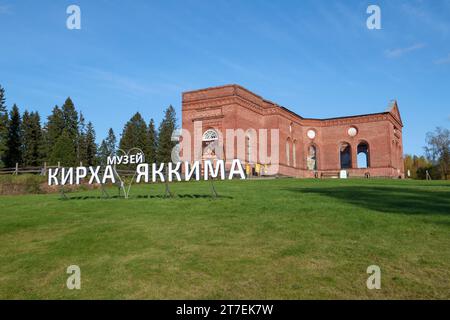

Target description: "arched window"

left=244, top=129, right=257, bottom=164
left=357, top=142, right=370, bottom=168
left=340, top=143, right=352, bottom=169
left=202, top=129, right=219, bottom=158
left=292, top=140, right=297, bottom=167
left=202, top=129, right=218, bottom=141
left=286, top=139, right=291, bottom=166
left=307, top=145, right=317, bottom=171
left=246, top=135, right=251, bottom=163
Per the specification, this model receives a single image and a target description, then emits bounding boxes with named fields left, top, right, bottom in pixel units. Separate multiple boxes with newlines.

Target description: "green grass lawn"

left=0, top=178, right=449, bottom=299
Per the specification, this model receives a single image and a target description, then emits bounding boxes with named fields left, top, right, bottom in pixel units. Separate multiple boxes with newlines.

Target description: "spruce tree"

left=97, top=140, right=109, bottom=165
left=156, top=105, right=177, bottom=163
left=4, top=104, right=22, bottom=167
left=21, top=111, right=32, bottom=165
left=21, top=111, right=37, bottom=166
left=106, top=128, right=116, bottom=156
left=119, top=112, right=148, bottom=152
left=61, top=97, right=79, bottom=164
left=97, top=128, right=116, bottom=165
left=0, top=85, right=8, bottom=167
left=146, top=118, right=157, bottom=163
left=44, top=106, right=65, bottom=160
left=31, top=112, right=44, bottom=165
left=40, top=127, right=48, bottom=164
left=85, top=121, right=97, bottom=166
left=77, top=112, right=87, bottom=165
left=21, top=111, right=43, bottom=166
left=61, top=97, right=79, bottom=142
left=45, top=98, right=79, bottom=165
left=50, top=129, right=76, bottom=167
left=0, top=85, right=6, bottom=115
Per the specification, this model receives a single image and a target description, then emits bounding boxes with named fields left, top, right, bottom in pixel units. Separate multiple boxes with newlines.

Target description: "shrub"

left=0, top=174, right=46, bottom=195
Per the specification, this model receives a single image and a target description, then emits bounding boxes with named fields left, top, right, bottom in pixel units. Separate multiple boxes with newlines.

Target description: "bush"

left=0, top=174, right=100, bottom=195
left=0, top=174, right=46, bottom=195
left=416, top=165, right=442, bottom=180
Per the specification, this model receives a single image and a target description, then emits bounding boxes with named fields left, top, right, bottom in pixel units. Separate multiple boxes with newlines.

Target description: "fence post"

left=42, top=162, right=47, bottom=176
left=15, top=163, right=19, bottom=175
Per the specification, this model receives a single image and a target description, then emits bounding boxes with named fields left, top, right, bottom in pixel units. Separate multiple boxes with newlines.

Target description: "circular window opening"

left=348, top=127, right=358, bottom=137
left=307, top=129, right=316, bottom=139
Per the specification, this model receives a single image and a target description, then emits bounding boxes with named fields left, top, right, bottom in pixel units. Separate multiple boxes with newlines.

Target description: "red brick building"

left=181, top=84, right=404, bottom=178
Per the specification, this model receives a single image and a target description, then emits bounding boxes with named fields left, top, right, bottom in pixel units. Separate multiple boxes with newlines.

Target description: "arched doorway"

left=202, top=129, right=219, bottom=160
left=292, top=140, right=297, bottom=167
left=286, top=138, right=291, bottom=166
left=357, top=141, right=370, bottom=168
left=307, top=145, right=317, bottom=171
left=340, top=143, right=352, bottom=169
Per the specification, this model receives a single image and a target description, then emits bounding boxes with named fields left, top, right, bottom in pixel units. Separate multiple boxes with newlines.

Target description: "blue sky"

left=0, top=0, right=449, bottom=155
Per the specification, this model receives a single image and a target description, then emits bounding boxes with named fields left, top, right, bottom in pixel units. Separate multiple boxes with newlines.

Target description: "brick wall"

left=181, top=84, right=404, bottom=178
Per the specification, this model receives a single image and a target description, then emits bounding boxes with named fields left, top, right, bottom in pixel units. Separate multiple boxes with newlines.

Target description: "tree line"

left=404, top=126, right=449, bottom=180
left=1, top=83, right=448, bottom=178
left=0, top=84, right=177, bottom=168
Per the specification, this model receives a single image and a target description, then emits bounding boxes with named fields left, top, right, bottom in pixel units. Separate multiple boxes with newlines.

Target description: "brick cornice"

left=191, top=114, right=225, bottom=122
left=183, top=84, right=404, bottom=129
left=183, top=96, right=236, bottom=110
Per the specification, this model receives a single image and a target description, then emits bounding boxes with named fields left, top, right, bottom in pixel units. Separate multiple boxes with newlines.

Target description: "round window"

left=348, top=127, right=358, bottom=137
left=307, top=129, right=316, bottom=139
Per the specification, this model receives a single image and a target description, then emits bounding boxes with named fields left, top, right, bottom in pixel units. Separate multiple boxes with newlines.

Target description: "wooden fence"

left=0, top=163, right=53, bottom=175
left=0, top=163, right=137, bottom=177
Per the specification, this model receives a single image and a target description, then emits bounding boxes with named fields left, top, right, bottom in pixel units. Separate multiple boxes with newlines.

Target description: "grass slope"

left=0, top=178, right=449, bottom=299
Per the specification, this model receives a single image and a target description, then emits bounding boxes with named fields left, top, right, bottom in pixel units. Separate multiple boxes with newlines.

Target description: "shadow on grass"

left=59, top=194, right=233, bottom=201
left=285, top=186, right=450, bottom=215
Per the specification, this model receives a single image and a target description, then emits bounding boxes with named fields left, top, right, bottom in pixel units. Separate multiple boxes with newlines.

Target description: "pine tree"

left=4, top=104, right=22, bottom=167
left=146, top=118, right=157, bottom=163
left=85, top=121, right=97, bottom=166
left=50, top=129, right=76, bottom=167
left=156, top=105, right=177, bottom=163
left=0, top=85, right=8, bottom=167
left=119, top=112, right=148, bottom=152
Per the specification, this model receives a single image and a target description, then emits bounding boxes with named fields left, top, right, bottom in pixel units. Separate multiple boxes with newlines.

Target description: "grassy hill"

left=0, top=178, right=449, bottom=299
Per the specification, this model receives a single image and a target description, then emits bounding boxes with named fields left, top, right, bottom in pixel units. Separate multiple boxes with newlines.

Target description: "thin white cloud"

left=0, top=4, right=12, bottom=14
left=434, top=53, right=450, bottom=65
left=400, top=2, right=449, bottom=37
left=217, top=57, right=270, bottom=81
left=385, top=43, right=426, bottom=58
left=72, top=66, right=183, bottom=98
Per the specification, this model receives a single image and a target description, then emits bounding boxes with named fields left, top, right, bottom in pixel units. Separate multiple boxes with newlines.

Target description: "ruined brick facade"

left=181, top=84, right=404, bottom=178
